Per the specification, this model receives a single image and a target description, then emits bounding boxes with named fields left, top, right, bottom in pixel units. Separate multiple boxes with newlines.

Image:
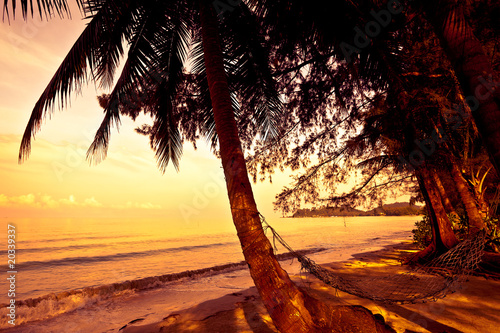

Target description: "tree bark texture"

left=424, top=0, right=500, bottom=176
left=431, top=120, right=485, bottom=233
left=198, top=2, right=394, bottom=332
left=448, top=157, right=485, bottom=233
left=199, top=2, right=317, bottom=331
left=419, top=168, right=459, bottom=251
left=431, top=171, right=458, bottom=218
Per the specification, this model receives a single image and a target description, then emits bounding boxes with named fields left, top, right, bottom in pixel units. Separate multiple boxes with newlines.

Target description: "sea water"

left=0, top=216, right=419, bottom=330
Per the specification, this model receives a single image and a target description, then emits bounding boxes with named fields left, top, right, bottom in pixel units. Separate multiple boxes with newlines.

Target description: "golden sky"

left=0, top=8, right=290, bottom=224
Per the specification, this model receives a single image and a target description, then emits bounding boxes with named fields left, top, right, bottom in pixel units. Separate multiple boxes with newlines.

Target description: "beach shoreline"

left=4, top=238, right=499, bottom=332
left=119, top=241, right=500, bottom=333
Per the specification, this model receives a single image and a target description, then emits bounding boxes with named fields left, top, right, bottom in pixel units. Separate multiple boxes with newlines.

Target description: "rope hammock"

left=260, top=214, right=486, bottom=304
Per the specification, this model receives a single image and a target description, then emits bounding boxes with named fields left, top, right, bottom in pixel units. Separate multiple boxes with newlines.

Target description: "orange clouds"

left=0, top=192, right=163, bottom=212
left=0, top=193, right=101, bottom=209
left=0, top=15, right=285, bottom=222
left=111, top=201, right=162, bottom=210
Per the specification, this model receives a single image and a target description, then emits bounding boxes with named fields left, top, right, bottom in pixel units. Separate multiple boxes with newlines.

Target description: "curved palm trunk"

left=198, top=2, right=319, bottom=332
left=198, top=1, right=393, bottom=332
left=422, top=168, right=459, bottom=250
left=448, top=158, right=485, bottom=233
left=409, top=168, right=459, bottom=263
left=424, top=0, right=500, bottom=175
left=431, top=171, right=458, bottom=218
left=413, top=173, right=439, bottom=260
left=431, top=120, right=485, bottom=233
left=199, top=6, right=315, bottom=332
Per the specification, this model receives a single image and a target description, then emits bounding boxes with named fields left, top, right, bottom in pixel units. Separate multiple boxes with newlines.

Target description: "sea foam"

left=0, top=247, right=324, bottom=328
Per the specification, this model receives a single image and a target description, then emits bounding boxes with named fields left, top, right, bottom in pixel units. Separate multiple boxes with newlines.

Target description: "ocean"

left=0, top=215, right=419, bottom=331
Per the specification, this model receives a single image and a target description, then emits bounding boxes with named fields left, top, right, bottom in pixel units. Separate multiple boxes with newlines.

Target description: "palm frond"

left=150, top=83, right=183, bottom=172
left=91, top=2, right=136, bottom=89
left=146, top=9, right=191, bottom=172
left=87, top=5, right=155, bottom=164
left=2, top=0, right=82, bottom=20
left=87, top=1, right=192, bottom=169
left=190, top=29, right=218, bottom=149
left=221, top=4, right=283, bottom=143
left=18, top=0, right=132, bottom=162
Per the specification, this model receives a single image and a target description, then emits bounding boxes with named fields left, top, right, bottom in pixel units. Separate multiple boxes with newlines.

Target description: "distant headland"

left=291, top=202, right=423, bottom=218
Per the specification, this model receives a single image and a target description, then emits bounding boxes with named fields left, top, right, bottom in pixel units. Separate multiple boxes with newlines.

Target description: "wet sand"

left=120, top=242, right=500, bottom=333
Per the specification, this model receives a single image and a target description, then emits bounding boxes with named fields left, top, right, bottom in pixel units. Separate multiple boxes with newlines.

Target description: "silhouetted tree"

left=5, top=0, right=394, bottom=331
left=421, top=0, right=500, bottom=175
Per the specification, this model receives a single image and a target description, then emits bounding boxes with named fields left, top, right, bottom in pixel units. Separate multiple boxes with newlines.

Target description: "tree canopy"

left=4, top=0, right=500, bottom=330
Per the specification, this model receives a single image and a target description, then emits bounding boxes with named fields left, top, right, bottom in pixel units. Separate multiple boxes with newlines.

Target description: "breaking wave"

left=0, top=247, right=325, bottom=328
left=4, top=241, right=235, bottom=271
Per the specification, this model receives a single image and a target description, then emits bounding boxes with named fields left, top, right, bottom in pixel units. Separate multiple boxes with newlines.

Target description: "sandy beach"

left=119, top=241, right=500, bottom=333
left=2, top=0, right=499, bottom=331
left=4, top=236, right=499, bottom=333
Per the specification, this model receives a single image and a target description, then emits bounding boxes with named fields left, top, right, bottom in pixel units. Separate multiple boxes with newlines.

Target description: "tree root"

left=402, top=243, right=437, bottom=265
left=301, top=289, right=396, bottom=332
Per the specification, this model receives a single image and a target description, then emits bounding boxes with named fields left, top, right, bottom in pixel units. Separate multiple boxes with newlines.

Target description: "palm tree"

left=255, top=1, right=492, bottom=261
left=431, top=171, right=458, bottom=218
left=421, top=0, right=500, bottom=176
left=416, top=166, right=459, bottom=255
left=197, top=2, right=321, bottom=331
left=5, top=0, right=393, bottom=331
left=429, top=119, right=486, bottom=234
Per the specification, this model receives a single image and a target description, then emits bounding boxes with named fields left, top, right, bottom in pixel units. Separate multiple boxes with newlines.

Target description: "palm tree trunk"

left=423, top=0, right=500, bottom=175
left=448, top=158, right=485, bottom=233
left=198, top=1, right=393, bottom=332
left=411, top=173, right=439, bottom=261
left=431, top=171, right=458, bottom=218
left=422, top=168, right=459, bottom=250
left=410, top=168, right=459, bottom=263
left=430, top=120, right=485, bottom=233
left=198, top=3, right=315, bottom=332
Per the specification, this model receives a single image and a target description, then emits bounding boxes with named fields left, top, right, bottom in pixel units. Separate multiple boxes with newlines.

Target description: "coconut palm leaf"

left=18, top=0, right=136, bottom=162
left=220, top=4, right=283, bottom=143
left=2, top=0, right=81, bottom=20
left=190, top=28, right=240, bottom=151
left=90, top=1, right=136, bottom=89
left=149, top=80, right=184, bottom=172
left=87, top=0, right=192, bottom=169
left=16, top=0, right=330, bottom=170
left=87, top=3, right=172, bottom=163
left=189, top=2, right=284, bottom=150
left=190, top=33, right=216, bottom=149
left=143, top=8, right=191, bottom=172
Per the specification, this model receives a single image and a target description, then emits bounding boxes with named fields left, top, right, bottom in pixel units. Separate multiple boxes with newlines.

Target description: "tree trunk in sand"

left=431, top=120, right=485, bottom=233
left=198, top=1, right=394, bottom=332
left=412, top=168, right=459, bottom=262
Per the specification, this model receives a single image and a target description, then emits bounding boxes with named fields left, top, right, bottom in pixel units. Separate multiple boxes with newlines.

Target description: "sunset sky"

left=0, top=7, right=293, bottom=224
left=0, top=5, right=409, bottom=225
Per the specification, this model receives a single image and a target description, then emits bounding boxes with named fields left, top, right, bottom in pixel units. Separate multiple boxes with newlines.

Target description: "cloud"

left=0, top=193, right=159, bottom=210
left=136, top=202, right=162, bottom=209
left=0, top=194, right=8, bottom=206
left=0, top=193, right=102, bottom=209
left=40, top=194, right=59, bottom=208
left=83, top=197, right=103, bottom=207
left=11, top=193, right=37, bottom=206
left=112, top=201, right=162, bottom=210
left=59, top=195, right=77, bottom=206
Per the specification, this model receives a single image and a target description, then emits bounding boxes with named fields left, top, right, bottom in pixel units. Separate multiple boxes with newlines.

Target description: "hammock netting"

left=260, top=214, right=486, bottom=304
